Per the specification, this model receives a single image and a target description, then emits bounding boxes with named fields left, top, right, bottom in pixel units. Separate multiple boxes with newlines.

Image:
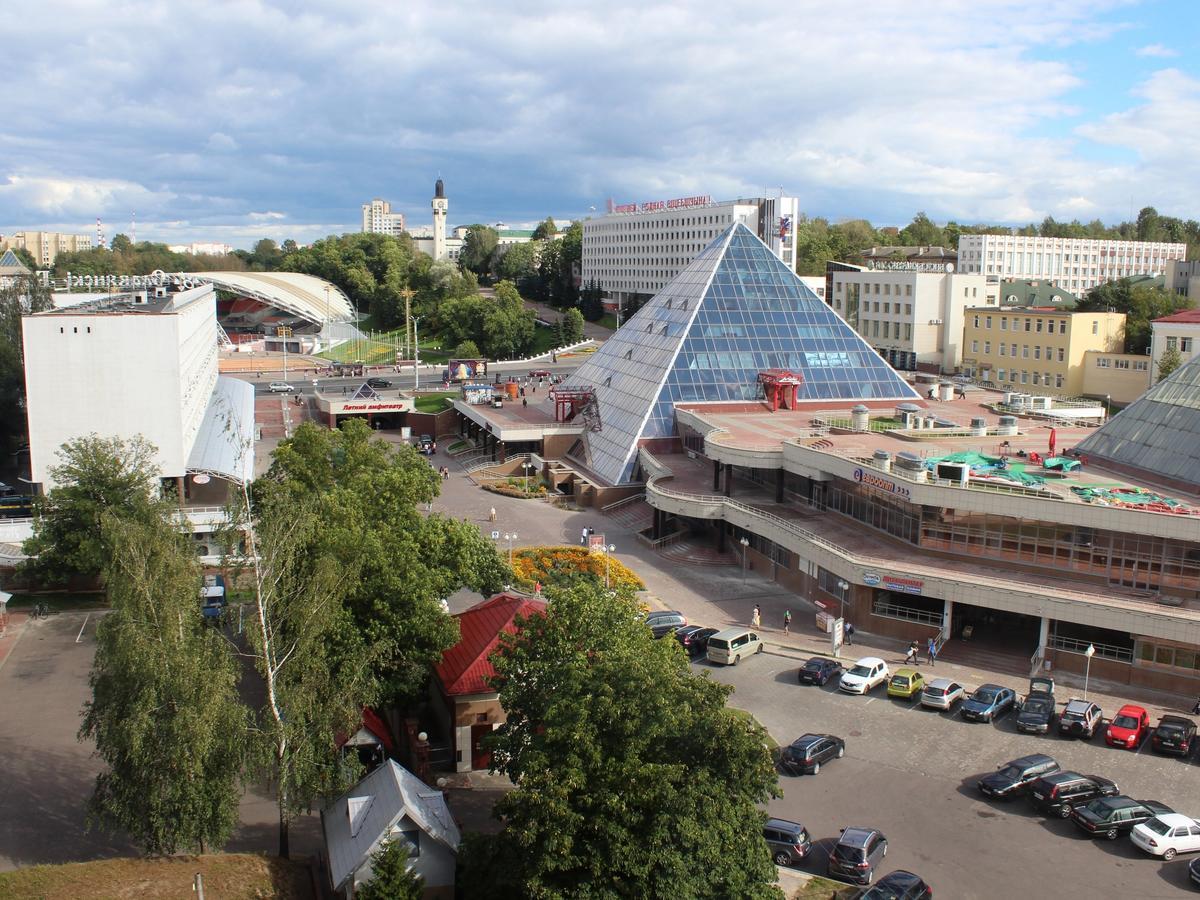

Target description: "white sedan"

left=838, top=657, right=890, bottom=695
left=268, top=382, right=295, bottom=393
left=1131, top=813, right=1200, bottom=859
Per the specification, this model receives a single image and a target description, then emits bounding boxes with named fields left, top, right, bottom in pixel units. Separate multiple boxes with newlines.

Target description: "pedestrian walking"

left=906, top=641, right=919, bottom=665
left=1193, top=697, right=1200, bottom=716
left=845, top=622, right=855, bottom=645
left=489, top=507, right=497, bottom=523
left=522, top=397, right=528, bottom=407
left=751, top=605, right=761, bottom=629
left=783, top=609, right=791, bottom=635
left=927, top=637, right=937, bottom=666
left=442, top=467, right=449, bottom=480
left=581, top=526, right=588, bottom=545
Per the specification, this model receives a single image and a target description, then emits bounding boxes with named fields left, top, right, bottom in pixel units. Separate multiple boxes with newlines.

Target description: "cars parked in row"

left=1029, top=770, right=1120, bottom=818
left=674, top=625, right=718, bottom=657
left=1151, top=715, right=1197, bottom=756
left=779, top=733, right=845, bottom=776
left=1058, top=699, right=1103, bottom=739
left=919, top=677, right=964, bottom=711
left=798, top=656, right=843, bottom=686
left=977, top=754, right=1060, bottom=800
left=1016, top=679, right=1056, bottom=734
left=1131, top=813, right=1200, bottom=859
left=841, top=870, right=933, bottom=900
left=1070, top=796, right=1172, bottom=840
left=961, top=683, right=1017, bottom=722
left=839, top=657, right=889, bottom=695
left=705, top=627, right=762, bottom=665
left=887, top=668, right=925, bottom=701
left=1105, top=704, right=1150, bottom=749
left=763, top=818, right=810, bottom=866
left=828, top=827, right=889, bottom=885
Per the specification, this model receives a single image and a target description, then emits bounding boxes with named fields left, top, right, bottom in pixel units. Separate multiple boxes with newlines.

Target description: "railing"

left=602, top=493, right=647, bottom=513
left=467, top=452, right=533, bottom=475
left=1048, top=635, right=1133, bottom=663
left=871, top=599, right=944, bottom=627
left=1030, top=650, right=1045, bottom=678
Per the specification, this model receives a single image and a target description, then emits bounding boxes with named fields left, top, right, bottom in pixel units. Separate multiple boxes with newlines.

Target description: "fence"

left=871, top=598, right=944, bottom=627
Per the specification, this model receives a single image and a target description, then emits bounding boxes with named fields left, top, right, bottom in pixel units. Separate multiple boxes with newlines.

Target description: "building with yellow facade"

left=960, top=307, right=1125, bottom=396
left=0, top=231, right=93, bottom=267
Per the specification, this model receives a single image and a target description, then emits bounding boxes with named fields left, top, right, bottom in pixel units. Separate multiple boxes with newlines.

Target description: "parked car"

left=1131, top=813, right=1200, bottom=859
left=887, top=667, right=925, bottom=701
left=846, top=870, right=933, bottom=900
left=798, top=656, right=844, bottom=686
left=528, top=369, right=552, bottom=379
left=961, top=683, right=1017, bottom=722
left=1029, top=771, right=1119, bottom=818
left=1190, top=857, right=1200, bottom=887
left=267, top=381, right=294, bottom=392
left=779, top=733, right=845, bottom=776
left=1106, top=704, right=1150, bottom=749
left=1151, top=715, right=1197, bottom=756
left=366, top=377, right=392, bottom=388
left=675, top=625, right=718, bottom=657
left=705, top=627, right=763, bottom=666
left=839, top=657, right=890, bottom=695
left=1058, top=699, right=1103, bottom=739
left=1070, top=796, right=1173, bottom=840
left=644, top=609, right=685, bottom=623
left=920, top=677, right=964, bottom=711
left=828, top=827, right=888, bottom=885
left=977, top=754, right=1060, bottom=800
left=763, top=817, right=811, bottom=866
left=416, top=434, right=436, bottom=454
left=1016, top=692, right=1057, bottom=735
left=644, top=612, right=686, bottom=638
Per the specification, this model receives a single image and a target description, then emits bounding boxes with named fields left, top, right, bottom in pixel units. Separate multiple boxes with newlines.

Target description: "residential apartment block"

left=0, top=230, right=93, bottom=267
left=957, top=234, right=1185, bottom=296
left=960, top=307, right=1125, bottom=396
left=360, top=198, right=406, bottom=237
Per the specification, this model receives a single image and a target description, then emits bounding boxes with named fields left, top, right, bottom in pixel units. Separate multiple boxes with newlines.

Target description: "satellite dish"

left=192, top=474, right=211, bottom=485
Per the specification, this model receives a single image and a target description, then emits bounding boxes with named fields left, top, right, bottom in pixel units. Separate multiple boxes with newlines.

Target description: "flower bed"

left=510, top=545, right=644, bottom=592
left=482, top=478, right=548, bottom=499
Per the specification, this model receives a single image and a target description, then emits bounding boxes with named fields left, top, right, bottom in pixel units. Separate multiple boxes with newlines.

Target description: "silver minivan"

left=706, top=627, right=764, bottom=665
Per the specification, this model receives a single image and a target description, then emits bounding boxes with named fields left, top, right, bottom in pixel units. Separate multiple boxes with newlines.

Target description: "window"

left=998, top=368, right=1006, bottom=381
left=1000, top=318, right=1008, bottom=331
left=1055, top=374, right=1063, bottom=388
left=1092, top=321, right=1099, bottom=335
left=1046, top=321, right=1055, bottom=334
left=1032, top=372, right=1041, bottom=385
left=1057, top=348, right=1064, bottom=362
left=971, top=340, right=979, bottom=353
left=1116, top=358, right=1130, bottom=369
left=1022, top=345, right=1029, bottom=358
left=1021, top=371, right=1029, bottom=384
left=1167, top=336, right=1178, bottom=351
left=1034, top=346, right=1041, bottom=360
left=1096, top=357, right=1110, bottom=368
left=986, top=316, right=992, bottom=328
left=904, top=323, right=912, bottom=340
left=1024, top=319, right=1031, bottom=332
left=999, top=344, right=1006, bottom=356
left=1183, top=338, right=1194, bottom=352
left=984, top=341, right=991, bottom=353
left=1134, top=360, right=1148, bottom=371
left=973, top=315, right=980, bottom=328
left=1036, top=319, right=1043, bottom=333
left=883, top=302, right=890, bottom=314
left=905, top=286, right=912, bottom=297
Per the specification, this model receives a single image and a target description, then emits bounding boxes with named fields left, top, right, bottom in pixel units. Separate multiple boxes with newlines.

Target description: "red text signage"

left=612, top=195, right=713, bottom=215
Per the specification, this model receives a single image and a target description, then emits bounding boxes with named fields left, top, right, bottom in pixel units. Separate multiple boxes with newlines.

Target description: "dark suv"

left=828, top=827, right=888, bottom=885
left=1152, top=715, right=1197, bottom=757
left=1016, top=691, right=1057, bottom=734
left=977, top=754, right=1060, bottom=800
left=779, top=733, right=845, bottom=776
left=1058, top=699, right=1103, bottom=739
left=1070, top=796, right=1173, bottom=840
left=1030, top=771, right=1119, bottom=818
left=763, top=818, right=811, bottom=866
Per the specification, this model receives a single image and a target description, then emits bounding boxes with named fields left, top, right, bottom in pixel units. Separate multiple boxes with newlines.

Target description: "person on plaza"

left=522, top=397, right=528, bottom=408
left=845, top=622, right=855, bottom=645
left=927, top=637, right=937, bottom=666
left=489, top=507, right=497, bottom=523
left=783, top=609, right=791, bottom=635
left=581, top=526, right=588, bottom=545
left=751, top=605, right=761, bottom=629
left=1193, top=697, right=1200, bottom=715
left=906, top=641, right=919, bottom=665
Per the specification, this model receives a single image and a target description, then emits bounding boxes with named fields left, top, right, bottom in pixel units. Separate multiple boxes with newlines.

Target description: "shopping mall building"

left=453, top=223, right=1200, bottom=693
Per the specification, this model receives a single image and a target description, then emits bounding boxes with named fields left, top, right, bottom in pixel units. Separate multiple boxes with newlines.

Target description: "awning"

left=187, top=376, right=255, bottom=484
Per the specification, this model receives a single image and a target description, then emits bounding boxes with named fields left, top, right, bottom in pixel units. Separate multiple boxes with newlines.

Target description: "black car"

left=1070, top=796, right=1173, bottom=840
left=1029, top=771, right=1120, bottom=818
left=798, top=657, right=844, bottom=686
left=675, top=626, right=718, bottom=656
left=836, top=870, right=933, bottom=900
left=828, top=827, right=888, bottom=885
left=1189, top=857, right=1200, bottom=889
left=779, top=733, right=845, bottom=776
left=366, top=377, right=392, bottom=389
left=977, top=754, right=1060, bottom=800
left=1151, top=715, right=1197, bottom=756
left=416, top=434, right=436, bottom=454
left=1016, top=691, right=1057, bottom=734
left=645, top=611, right=687, bottom=639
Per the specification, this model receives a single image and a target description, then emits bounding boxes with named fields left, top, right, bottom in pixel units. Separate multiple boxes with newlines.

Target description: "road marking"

left=75, top=614, right=89, bottom=644
left=866, top=697, right=877, bottom=706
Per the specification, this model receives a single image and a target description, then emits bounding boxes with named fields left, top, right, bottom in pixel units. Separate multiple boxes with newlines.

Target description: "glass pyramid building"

left=564, top=223, right=920, bottom=484
left=1074, top=352, right=1200, bottom=489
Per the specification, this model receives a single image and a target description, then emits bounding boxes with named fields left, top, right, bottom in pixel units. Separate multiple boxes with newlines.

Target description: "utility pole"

left=278, top=325, right=292, bottom=381
left=400, top=287, right=415, bottom=363
left=411, top=316, right=422, bottom=390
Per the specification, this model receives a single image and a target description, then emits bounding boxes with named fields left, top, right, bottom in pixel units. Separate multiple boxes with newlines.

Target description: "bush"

left=510, top=545, right=644, bottom=592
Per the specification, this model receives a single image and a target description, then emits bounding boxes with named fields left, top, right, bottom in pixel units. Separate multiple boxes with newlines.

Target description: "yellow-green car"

left=887, top=667, right=926, bottom=700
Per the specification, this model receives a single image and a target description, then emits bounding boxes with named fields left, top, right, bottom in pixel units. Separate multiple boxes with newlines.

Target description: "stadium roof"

left=564, top=223, right=920, bottom=484
left=188, top=271, right=354, bottom=325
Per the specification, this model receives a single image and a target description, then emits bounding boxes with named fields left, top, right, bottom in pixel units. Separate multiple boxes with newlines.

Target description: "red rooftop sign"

left=612, top=195, right=712, bottom=214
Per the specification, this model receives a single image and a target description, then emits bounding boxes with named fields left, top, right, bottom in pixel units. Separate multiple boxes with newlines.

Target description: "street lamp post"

left=605, top=544, right=616, bottom=588
left=1084, top=643, right=1096, bottom=700
left=837, top=579, right=849, bottom=623
left=739, top=537, right=750, bottom=582
left=523, top=461, right=535, bottom=493
left=411, top=316, right=422, bottom=391
left=503, top=532, right=518, bottom=568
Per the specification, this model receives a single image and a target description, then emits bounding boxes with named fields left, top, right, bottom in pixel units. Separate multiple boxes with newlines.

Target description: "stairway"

left=604, top=497, right=654, bottom=535
left=935, top=640, right=1031, bottom=678
left=656, top=538, right=740, bottom=567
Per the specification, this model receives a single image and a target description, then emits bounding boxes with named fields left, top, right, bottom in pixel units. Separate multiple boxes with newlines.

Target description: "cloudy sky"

left=1, top=0, right=1197, bottom=248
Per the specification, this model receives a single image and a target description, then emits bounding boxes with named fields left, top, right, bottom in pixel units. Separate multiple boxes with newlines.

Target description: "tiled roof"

left=1154, top=309, right=1200, bottom=324
left=435, top=593, right=546, bottom=696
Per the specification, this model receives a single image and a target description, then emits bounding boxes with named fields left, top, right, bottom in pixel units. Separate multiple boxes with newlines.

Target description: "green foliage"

left=560, top=308, right=585, bottom=343
left=459, top=583, right=781, bottom=900
left=358, top=839, right=424, bottom=900
left=531, top=217, right=558, bottom=241
left=439, top=280, right=537, bottom=360
left=1157, top=345, right=1184, bottom=382
left=258, top=419, right=507, bottom=706
left=495, top=240, right=539, bottom=293
left=0, top=274, right=53, bottom=446
left=21, top=435, right=163, bottom=586
left=80, top=512, right=247, bottom=855
left=454, top=339, right=481, bottom=358
left=9, top=246, right=36, bottom=269
left=1076, top=279, right=1190, bottom=353
left=53, top=242, right=247, bottom=278
left=459, top=225, right=500, bottom=279
left=579, top=279, right=604, bottom=322
left=898, top=211, right=945, bottom=246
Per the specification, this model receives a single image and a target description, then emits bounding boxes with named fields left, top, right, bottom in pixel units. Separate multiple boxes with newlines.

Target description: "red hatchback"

left=1106, top=704, right=1151, bottom=749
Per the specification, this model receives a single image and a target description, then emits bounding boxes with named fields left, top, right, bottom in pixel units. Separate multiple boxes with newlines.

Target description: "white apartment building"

left=957, top=234, right=1186, bottom=295
left=22, top=283, right=253, bottom=495
left=168, top=242, right=235, bottom=255
left=581, top=196, right=799, bottom=306
left=360, top=198, right=407, bottom=237
left=0, top=231, right=94, bottom=267
left=1165, top=260, right=1200, bottom=301
left=1150, top=309, right=1200, bottom=376
left=828, top=264, right=994, bottom=372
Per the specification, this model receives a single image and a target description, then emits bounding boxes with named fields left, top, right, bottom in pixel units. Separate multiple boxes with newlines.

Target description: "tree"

left=899, top=212, right=944, bottom=247
left=280, top=238, right=298, bottom=254
left=9, top=246, right=36, bottom=269
left=1157, top=345, right=1184, bottom=382
left=21, top=435, right=162, bottom=586
left=458, top=225, right=500, bottom=279
left=1077, top=279, right=1190, bottom=353
left=561, top=308, right=585, bottom=343
left=579, top=279, right=604, bottom=322
left=495, top=241, right=538, bottom=292
left=80, top=511, right=247, bottom=855
left=531, top=217, right=558, bottom=241
left=251, top=239, right=284, bottom=270
left=454, top=339, right=481, bottom=358
left=0, top=273, right=53, bottom=446
left=459, top=583, right=781, bottom=899
left=109, top=233, right=133, bottom=254
left=357, top=839, right=424, bottom=900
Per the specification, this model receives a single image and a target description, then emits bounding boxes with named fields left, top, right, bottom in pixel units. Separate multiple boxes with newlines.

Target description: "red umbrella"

left=1048, top=428, right=1057, bottom=456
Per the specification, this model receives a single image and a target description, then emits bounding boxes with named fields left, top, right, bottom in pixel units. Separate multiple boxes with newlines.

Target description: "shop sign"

left=611, top=195, right=713, bottom=215
left=862, top=572, right=882, bottom=587
left=882, top=575, right=924, bottom=595
left=853, top=467, right=912, bottom=501
left=340, top=401, right=409, bottom=412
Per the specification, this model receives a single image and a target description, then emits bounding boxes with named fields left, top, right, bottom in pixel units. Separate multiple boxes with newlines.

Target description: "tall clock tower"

left=432, top=178, right=448, bottom=261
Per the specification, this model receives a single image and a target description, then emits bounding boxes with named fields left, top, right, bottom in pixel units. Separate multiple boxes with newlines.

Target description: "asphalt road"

left=699, top=650, right=1200, bottom=899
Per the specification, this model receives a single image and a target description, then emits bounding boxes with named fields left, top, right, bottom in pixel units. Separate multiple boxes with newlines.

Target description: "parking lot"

left=699, top=649, right=1200, bottom=898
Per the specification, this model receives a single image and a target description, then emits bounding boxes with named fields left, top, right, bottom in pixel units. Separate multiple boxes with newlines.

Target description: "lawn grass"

left=0, top=854, right=312, bottom=900
left=597, top=313, right=619, bottom=330
left=727, top=707, right=779, bottom=751
left=8, top=592, right=106, bottom=612
left=791, top=875, right=847, bottom=899
left=413, top=391, right=458, bottom=413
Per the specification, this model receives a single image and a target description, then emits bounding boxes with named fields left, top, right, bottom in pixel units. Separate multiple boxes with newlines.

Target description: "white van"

left=706, top=627, right=764, bottom=666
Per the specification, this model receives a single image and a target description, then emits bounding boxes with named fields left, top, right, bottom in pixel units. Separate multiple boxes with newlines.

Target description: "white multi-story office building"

left=828, top=264, right=994, bottom=372
left=581, top=195, right=799, bottom=306
left=0, top=231, right=94, bottom=267
left=957, top=234, right=1186, bottom=295
left=360, top=198, right=407, bottom=237
left=168, top=242, right=235, bottom=255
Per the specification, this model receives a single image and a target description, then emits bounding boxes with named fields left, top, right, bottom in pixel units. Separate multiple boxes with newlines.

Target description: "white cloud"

left=206, top=132, right=238, bottom=152
left=1135, top=43, right=1178, bottom=58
